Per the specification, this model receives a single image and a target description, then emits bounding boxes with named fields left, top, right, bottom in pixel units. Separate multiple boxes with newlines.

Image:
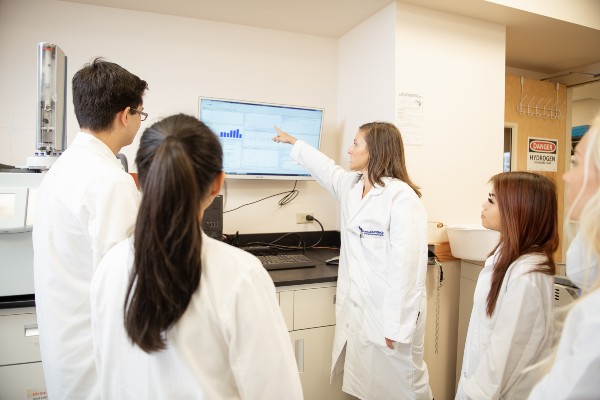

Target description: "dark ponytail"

left=125, top=114, right=223, bottom=352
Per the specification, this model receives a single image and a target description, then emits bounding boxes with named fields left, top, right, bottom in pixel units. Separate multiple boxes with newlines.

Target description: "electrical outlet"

left=296, top=212, right=313, bottom=224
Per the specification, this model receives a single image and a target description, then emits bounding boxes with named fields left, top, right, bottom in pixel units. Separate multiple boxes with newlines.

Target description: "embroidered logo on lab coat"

left=359, top=226, right=384, bottom=237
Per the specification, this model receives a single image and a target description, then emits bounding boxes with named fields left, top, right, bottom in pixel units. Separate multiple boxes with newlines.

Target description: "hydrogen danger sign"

left=527, top=137, right=558, bottom=172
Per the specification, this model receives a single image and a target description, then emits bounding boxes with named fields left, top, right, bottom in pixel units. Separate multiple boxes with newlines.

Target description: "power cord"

left=232, top=213, right=325, bottom=252
left=305, top=215, right=324, bottom=248
left=223, top=180, right=299, bottom=213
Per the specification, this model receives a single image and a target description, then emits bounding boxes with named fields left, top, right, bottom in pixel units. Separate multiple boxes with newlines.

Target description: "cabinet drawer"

left=293, top=286, right=336, bottom=330
left=0, top=311, right=42, bottom=365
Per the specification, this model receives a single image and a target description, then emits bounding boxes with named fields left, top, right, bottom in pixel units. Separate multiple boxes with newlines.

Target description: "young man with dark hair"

left=33, top=58, right=148, bottom=399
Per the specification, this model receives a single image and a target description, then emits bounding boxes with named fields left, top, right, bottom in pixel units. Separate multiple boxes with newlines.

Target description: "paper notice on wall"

left=396, top=92, right=424, bottom=146
left=527, top=137, right=558, bottom=172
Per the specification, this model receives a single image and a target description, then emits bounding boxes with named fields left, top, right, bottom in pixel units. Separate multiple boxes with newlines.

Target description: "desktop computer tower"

left=202, top=195, right=223, bottom=240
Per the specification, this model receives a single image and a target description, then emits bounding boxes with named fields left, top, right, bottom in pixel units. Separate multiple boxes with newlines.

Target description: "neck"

left=82, top=129, right=122, bottom=155
left=362, top=172, right=373, bottom=198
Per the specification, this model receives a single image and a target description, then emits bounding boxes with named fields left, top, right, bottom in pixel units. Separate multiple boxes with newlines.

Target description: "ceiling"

left=63, top=0, right=600, bottom=90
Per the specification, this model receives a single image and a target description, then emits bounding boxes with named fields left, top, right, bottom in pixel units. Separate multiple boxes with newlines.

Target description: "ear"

left=210, top=171, right=225, bottom=197
left=117, top=107, right=130, bottom=127
left=199, top=172, right=225, bottom=217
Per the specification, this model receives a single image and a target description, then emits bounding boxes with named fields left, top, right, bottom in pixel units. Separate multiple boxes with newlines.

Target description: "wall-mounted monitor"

left=199, top=97, right=323, bottom=180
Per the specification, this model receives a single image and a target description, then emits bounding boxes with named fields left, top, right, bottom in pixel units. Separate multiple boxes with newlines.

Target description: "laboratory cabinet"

left=423, top=259, right=461, bottom=400
left=277, top=283, right=352, bottom=400
left=276, top=258, right=462, bottom=400
left=455, top=260, right=485, bottom=385
left=0, top=307, right=47, bottom=400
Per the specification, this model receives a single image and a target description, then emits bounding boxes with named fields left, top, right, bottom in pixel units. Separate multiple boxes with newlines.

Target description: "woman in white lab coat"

left=456, top=172, right=558, bottom=399
left=90, top=114, right=303, bottom=399
left=528, top=116, right=600, bottom=399
left=274, top=122, right=432, bottom=400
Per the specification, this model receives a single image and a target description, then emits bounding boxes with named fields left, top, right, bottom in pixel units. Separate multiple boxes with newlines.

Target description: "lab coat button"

left=346, top=323, right=349, bottom=328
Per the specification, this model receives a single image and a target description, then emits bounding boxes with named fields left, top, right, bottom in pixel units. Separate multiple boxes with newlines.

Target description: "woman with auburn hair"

left=90, top=114, right=302, bottom=399
left=528, top=116, right=600, bottom=399
left=274, top=122, right=432, bottom=399
left=456, top=171, right=558, bottom=399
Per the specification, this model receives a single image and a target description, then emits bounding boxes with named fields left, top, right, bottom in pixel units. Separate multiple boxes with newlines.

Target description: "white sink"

left=447, top=225, right=500, bottom=261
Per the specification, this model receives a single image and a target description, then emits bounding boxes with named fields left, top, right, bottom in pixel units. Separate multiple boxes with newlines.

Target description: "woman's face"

left=481, top=188, right=501, bottom=232
left=347, top=130, right=369, bottom=172
left=563, top=133, right=600, bottom=220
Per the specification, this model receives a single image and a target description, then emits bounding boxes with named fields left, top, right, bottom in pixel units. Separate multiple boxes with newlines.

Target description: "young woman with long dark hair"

left=456, top=171, right=558, bottom=399
left=90, top=114, right=302, bottom=399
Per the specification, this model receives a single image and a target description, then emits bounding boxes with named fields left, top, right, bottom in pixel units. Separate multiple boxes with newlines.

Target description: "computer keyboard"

left=255, top=253, right=316, bottom=271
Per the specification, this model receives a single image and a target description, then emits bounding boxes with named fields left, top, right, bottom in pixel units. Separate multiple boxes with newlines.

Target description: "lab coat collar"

left=73, top=132, right=124, bottom=169
left=367, top=176, right=393, bottom=197
left=346, top=176, right=392, bottom=225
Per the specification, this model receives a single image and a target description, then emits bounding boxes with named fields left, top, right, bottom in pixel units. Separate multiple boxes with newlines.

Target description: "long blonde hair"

left=567, top=115, right=600, bottom=292
left=531, top=115, right=600, bottom=384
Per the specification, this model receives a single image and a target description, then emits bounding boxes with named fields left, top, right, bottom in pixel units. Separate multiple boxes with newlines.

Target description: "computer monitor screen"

left=199, top=97, right=323, bottom=180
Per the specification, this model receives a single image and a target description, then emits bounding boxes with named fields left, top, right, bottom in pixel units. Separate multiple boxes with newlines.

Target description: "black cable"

left=243, top=232, right=304, bottom=251
left=305, top=215, right=324, bottom=248
left=223, top=180, right=298, bottom=213
left=278, top=180, right=298, bottom=206
left=236, top=215, right=325, bottom=252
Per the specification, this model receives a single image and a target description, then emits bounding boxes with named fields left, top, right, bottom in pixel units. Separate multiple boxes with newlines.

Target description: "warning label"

left=527, top=137, right=558, bottom=172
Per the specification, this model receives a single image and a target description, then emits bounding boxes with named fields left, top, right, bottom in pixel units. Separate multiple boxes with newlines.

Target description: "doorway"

left=503, top=123, right=519, bottom=172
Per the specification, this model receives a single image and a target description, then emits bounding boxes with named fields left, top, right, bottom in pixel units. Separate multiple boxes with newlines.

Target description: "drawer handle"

left=294, top=339, right=304, bottom=373
left=24, top=324, right=39, bottom=337
left=333, top=294, right=336, bottom=304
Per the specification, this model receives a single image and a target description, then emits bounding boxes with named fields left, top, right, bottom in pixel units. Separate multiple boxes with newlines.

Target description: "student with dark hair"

left=33, top=58, right=148, bottom=399
left=91, top=114, right=303, bottom=399
left=456, top=172, right=558, bottom=399
left=274, top=122, right=432, bottom=399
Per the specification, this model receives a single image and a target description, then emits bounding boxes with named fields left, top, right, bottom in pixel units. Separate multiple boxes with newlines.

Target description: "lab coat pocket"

left=382, top=341, right=399, bottom=356
left=359, top=236, right=387, bottom=268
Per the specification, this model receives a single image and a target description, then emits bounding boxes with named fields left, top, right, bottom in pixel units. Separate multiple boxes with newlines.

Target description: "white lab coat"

left=456, top=249, right=554, bottom=400
left=33, top=132, right=140, bottom=400
left=528, top=288, right=600, bottom=399
left=290, top=141, right=431, bottom=400
left=90, top=233, right=303, bottom=400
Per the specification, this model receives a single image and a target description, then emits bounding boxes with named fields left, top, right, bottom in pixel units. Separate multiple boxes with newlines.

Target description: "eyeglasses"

left=130, top=108, right=148, bottom=121
left=488, top=193, right=496, bottom=205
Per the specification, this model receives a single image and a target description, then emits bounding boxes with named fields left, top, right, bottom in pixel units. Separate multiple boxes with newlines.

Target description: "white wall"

left=337, top=2, right=398, bottom=161
left=0, top=0, right=509, bottom=237
left=395, top=3, right=506, bottom=236
left=336, top=2, right=397, bottom=230
left=572, top=99, right=600, bottom=126
left=0, top=0, right=339, bottom=234
left=330, top=1, right=507, bottom=240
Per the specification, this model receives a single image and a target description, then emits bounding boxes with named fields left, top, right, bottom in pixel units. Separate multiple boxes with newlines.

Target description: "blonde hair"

left=567, top=115, right=600, bottom=291
left=532, top=115, right=600, bottom=384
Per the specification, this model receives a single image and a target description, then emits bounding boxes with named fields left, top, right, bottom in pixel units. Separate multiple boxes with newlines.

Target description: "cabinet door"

left=456, top=272, right=479, bottom=385
left=290, top=326, right=352, bottom=400
left=0, top=362, right=47, bottom=400
left=293, top=286, right=336, bottom=330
